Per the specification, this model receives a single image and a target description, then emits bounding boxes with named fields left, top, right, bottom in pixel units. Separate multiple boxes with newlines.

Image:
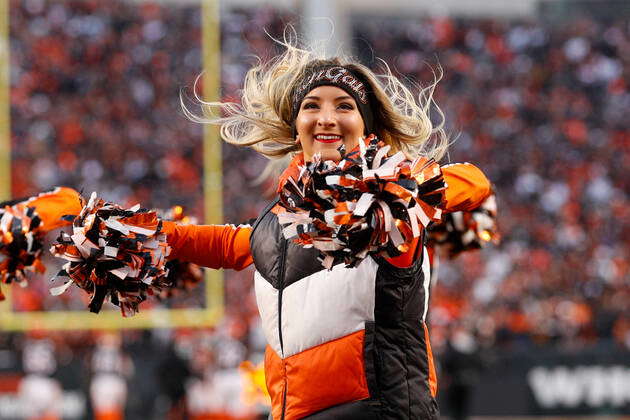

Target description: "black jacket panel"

left=250, top=201, right=328, bottom=289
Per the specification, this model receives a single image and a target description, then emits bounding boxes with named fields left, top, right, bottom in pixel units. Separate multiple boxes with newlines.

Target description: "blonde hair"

left=184, top=35, right=449, bottom=165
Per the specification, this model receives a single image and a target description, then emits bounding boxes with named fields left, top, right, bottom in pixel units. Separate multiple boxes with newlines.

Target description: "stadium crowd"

left=1, top=0, right=628, bottom=418
left=353, top=14, right=629, bottom=351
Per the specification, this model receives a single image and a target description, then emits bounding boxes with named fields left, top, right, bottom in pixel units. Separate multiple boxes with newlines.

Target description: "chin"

left=317, top=148, right=342, bottom=162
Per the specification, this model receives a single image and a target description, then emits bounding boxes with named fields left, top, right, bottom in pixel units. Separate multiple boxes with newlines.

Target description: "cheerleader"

left=160, top=43, right=491, bottom=419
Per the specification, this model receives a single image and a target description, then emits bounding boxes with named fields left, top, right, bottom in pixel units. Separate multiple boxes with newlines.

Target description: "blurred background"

left=0, top=0, right=628, bottom=419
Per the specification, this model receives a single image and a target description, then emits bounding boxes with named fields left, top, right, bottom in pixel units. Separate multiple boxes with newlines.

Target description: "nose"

left=316, top=107, right=336, bottom=127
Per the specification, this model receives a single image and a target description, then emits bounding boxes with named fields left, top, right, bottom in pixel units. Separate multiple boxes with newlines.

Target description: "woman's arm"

left=161, top=222, right=253, bottom=271
left=11, top=187, right=254, bottom=271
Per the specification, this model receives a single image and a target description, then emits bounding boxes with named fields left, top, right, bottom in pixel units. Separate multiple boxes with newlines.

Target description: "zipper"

left=281, top=379, right=288, bottom=420
left=277, top=237, right=287, bottom=354
left=277, top=237, right=288, bottom=419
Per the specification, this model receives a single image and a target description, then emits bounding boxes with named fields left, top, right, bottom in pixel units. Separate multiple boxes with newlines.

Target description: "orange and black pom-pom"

left=50, top=192, right=171, bottom=317
left=278, top=135, right=447, bottom=269
left=0, top=204, right=46, bottom=300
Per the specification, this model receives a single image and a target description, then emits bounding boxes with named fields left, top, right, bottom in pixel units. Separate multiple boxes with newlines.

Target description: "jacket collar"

left=277, top=153, right=305, bottom=193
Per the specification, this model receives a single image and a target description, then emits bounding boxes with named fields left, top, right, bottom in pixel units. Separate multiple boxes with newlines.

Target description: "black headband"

left=291, top=65, right=375, bottom=135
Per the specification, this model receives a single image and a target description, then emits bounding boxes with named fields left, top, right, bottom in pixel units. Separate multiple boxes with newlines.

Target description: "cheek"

left=344, top=114, right=365, bottom=137
left=295, top=114, right=314, bottom=137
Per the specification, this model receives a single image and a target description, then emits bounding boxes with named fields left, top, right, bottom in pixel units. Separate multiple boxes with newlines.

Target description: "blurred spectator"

left=18, top=337, right=63, bottom=420
left=441, top=325, right=484, bottom=420
left=186, top=330, right=258, bottom=419
left=157, top=337, right=191, bottom=420
left=90, top=332, right=132, bottom=420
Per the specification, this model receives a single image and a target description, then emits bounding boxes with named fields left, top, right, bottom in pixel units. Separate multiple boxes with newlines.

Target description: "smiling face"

left=295, top=85, right=365, bottom=162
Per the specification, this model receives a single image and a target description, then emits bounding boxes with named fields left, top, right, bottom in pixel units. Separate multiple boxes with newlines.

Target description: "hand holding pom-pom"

left=427, top=193, right=499, bottom=258
left=157, top=206, right=203, bottom=299
left=0, top=204, right=45, bottom=300
left=50, top=192, right=171, bottom=316
left=0, top=187, right=83, bottom=301
left=278, top=134, right=447, bottom=269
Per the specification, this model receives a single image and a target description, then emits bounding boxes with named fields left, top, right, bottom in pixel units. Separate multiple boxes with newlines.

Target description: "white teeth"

left=316, top=135, right=341, bottom=140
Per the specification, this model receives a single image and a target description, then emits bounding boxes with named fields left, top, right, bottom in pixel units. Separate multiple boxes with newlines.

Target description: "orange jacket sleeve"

left=162, top=222, right=253, bottom=271
left=6, top=187, right=83, bottom=232
left=442, top=163, right=492, bottom=213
